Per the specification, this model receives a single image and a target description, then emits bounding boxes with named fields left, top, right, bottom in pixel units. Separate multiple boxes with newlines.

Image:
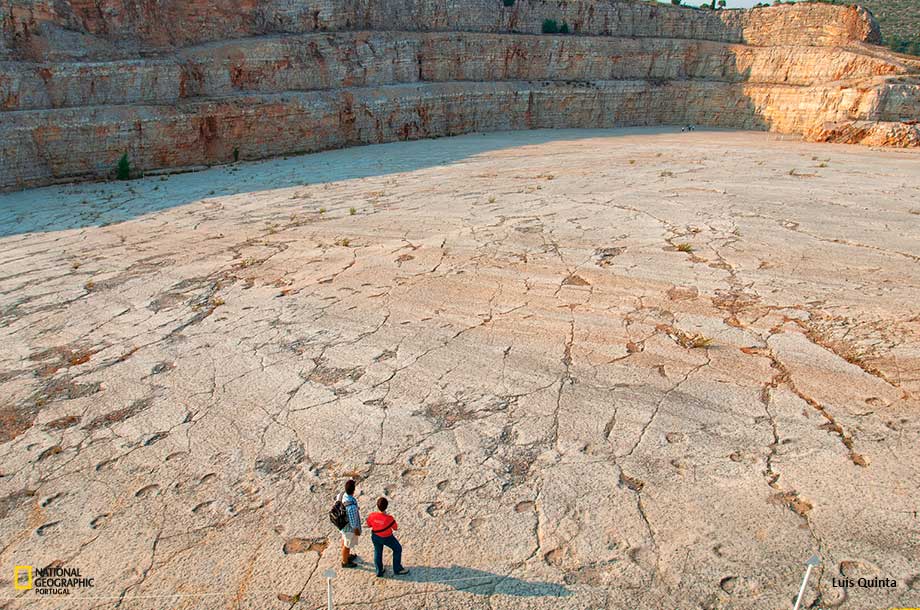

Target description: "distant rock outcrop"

left=0, top=0, right=918, bottom=189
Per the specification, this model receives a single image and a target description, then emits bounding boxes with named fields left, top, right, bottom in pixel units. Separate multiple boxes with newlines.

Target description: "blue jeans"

left=371, top=533, right=404, bottom=576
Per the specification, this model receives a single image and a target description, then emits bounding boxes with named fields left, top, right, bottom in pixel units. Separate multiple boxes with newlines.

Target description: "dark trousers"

left=371, top=533, right=403, bottom=576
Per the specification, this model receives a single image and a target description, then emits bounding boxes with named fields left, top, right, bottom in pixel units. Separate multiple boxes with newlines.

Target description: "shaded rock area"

left=0, top=0, right=918, bottom=189
left=0, top=130, right=918, bottom=609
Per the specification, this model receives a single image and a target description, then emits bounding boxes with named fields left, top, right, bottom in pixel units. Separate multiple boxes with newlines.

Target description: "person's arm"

left=391, top=518, right=398, bottom=532
left=346, top=501, right=361, bottom=534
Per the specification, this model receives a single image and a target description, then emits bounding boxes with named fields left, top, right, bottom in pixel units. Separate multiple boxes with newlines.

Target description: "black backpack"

left=329, top=496, right=351, bottom=529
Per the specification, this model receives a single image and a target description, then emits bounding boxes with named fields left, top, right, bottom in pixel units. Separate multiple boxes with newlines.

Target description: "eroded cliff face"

left=0, top=0, right=881, bottom=58
left=0, top=0, right=917, bottom=189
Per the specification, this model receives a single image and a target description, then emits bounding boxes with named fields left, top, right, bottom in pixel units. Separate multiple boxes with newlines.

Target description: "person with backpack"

left=365, top=497, right=409, bottom=578
left=330, top=479, right=361, bottom=568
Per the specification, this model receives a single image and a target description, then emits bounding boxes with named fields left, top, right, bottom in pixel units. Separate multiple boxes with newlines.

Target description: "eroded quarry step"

left=2, top=33, right=913, bottom=112
left=0, top=0, right=917, bottom=188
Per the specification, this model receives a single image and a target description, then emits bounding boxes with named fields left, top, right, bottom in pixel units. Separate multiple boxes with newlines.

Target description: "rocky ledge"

left=0, top=0, right=918, bottom=189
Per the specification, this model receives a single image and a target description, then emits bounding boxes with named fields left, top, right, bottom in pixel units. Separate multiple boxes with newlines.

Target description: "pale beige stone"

left=0, top=129, right=917, bottom=609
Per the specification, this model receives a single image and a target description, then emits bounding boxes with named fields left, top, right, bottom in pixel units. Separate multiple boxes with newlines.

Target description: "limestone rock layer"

left=1, top=0, right=919, bottom=189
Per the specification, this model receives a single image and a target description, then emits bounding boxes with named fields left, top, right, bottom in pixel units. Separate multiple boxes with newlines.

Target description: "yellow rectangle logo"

left=13, top=566, right=33, bottom=590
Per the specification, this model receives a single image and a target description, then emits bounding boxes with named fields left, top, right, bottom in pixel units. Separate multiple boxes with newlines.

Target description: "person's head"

left=344, top=479, right=356, bottom=495
left=377, top=497, right=389, bottom=512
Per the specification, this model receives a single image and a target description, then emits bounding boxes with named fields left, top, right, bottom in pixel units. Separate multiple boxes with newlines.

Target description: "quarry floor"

left=0, top=129, right=918, bottom=610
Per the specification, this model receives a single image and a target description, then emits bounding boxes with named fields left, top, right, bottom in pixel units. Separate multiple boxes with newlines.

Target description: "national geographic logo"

left=13, top=565, right=94, bottom=595
left=13, top=566, right=31, bottom=591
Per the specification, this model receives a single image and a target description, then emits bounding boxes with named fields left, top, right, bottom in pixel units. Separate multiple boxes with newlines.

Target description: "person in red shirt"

left=365, top=497, right=409, bottom=577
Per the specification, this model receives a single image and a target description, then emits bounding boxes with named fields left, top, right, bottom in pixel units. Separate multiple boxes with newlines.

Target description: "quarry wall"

left=0, top=0, right=881, bottom=59
left=0, top=0, right=918, bottom=190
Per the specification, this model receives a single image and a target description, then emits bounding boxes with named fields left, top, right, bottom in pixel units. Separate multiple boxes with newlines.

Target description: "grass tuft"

left=686, top=334, right=712, bottom=349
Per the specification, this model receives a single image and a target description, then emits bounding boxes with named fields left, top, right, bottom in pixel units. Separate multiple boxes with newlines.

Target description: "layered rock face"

left=1, top=0, right=918, bottom=189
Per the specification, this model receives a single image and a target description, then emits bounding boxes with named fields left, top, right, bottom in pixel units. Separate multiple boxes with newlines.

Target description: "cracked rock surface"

left=0, top=129, right=918, bottom=609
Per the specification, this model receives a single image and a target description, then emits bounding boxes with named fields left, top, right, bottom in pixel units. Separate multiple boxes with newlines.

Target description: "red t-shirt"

left=366, top=512, right=398, bottom=537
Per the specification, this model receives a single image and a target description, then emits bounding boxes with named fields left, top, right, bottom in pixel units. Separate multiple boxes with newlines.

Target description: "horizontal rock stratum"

left=1, top=0, right=919, bottom=189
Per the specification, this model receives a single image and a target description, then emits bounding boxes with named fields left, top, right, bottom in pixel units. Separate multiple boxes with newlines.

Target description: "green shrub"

left=503, top=0, right=514, bottom=6
left=559, top=21, right=570, bottom=33
left=542, top=19, right=558, bottom=34
left=887, top=35, right=920, bottom=56
left=116, top=154, right=131, bottom=180
left=233, top=147, right=240, bottom=162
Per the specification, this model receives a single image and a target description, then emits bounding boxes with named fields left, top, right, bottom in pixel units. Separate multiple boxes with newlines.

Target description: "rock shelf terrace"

left=1, top=0, right=919, bottom=189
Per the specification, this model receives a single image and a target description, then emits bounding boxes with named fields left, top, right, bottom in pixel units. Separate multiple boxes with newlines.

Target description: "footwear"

left=394, top=568, right=410, bottom=576
left=376, top=571, right=386, bottom=578
left=341, top=559, right=358, bottom=568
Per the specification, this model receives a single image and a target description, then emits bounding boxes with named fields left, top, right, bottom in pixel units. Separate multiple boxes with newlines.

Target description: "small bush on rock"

left=116, top=154, right=131, bottom=180
left=503, top=0, right=515, bottom=6
left=559, top=21, right=570, bottom=33
left=542, top=19, right=558, bottom=34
